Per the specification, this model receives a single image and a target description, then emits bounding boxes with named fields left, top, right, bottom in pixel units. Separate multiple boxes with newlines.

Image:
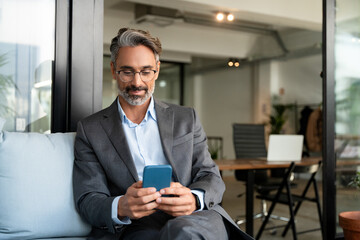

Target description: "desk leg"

left=246, top=170, right=254, bottom=236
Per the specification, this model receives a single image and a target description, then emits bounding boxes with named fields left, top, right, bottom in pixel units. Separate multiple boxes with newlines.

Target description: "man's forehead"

left=115, top=61, right=157, bottom=67
left=118, top=65, right=154, bottom=69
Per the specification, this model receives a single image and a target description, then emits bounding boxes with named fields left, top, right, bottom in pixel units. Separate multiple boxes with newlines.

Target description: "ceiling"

left=104, top=0, right=322, bottom=30
left=103, top=0, right=323, bottom=63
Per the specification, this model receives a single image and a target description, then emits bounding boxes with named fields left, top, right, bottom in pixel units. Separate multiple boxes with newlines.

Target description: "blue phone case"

left=143, top=165, right=172, bottom=191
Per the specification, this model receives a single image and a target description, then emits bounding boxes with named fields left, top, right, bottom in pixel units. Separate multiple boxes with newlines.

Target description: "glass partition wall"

left=0, top=0, right=55, bottom=133
left=334, top=0, right=360, bottom=234
left=153, top=62, right=182, bottom=105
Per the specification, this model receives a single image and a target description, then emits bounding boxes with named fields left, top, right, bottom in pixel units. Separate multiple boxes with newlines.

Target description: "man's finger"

left=133, top=181, right=143, bottom=188
left=170, top=182, right=183, bottom=188
left=128, top=186, right=157, bottom=197
left=139, top=192, right=161, bottom=204
left=156, top=195, right=181, bottom=205
left=160, top=186, right=189, bottom=196
left=131, top=199, right=160, bottom=212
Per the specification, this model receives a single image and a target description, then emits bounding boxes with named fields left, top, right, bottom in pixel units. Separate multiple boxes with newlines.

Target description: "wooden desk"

left=216, top=157, right=321, bottom=237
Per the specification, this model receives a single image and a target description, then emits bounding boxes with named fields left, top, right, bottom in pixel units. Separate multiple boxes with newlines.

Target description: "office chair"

left=256, top=161, right=323, bottom=240
left=232, top=123, right=290, bottom=227
left=233, top=123, right=268, bottom=184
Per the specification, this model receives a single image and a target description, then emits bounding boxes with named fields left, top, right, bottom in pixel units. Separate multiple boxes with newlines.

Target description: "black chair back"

left=233, top=123, right=268, bottom=183
left=233, top=123, right=267, bottom=158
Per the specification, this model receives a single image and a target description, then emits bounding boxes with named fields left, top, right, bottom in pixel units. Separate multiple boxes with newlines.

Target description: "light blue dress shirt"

left=111, top=97, right=204, bottom=226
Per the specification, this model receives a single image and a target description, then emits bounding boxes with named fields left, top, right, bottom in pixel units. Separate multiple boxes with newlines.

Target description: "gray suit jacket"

left=73, top=99, right=253, bottom=240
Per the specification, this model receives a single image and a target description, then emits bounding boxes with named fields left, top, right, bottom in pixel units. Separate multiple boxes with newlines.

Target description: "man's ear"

left=155, top=61, right=161, bottom=80
left=110, top=61, right=116, bottom=79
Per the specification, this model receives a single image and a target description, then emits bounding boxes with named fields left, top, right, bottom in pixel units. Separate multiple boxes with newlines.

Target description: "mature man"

left=73, top=27, right=253, bottom=240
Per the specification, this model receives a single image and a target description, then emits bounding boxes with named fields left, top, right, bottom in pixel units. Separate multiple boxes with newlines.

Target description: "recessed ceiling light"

left=216, top=12, right=225, bottom=21
left=227, top=14, right=234, bottom=22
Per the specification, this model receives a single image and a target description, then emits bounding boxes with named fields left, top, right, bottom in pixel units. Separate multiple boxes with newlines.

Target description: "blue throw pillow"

left=0, top=130, right=91, bottom=239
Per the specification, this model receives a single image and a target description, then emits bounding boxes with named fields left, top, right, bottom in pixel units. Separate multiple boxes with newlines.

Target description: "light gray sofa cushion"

left=0, top=122, right=91, bottom=239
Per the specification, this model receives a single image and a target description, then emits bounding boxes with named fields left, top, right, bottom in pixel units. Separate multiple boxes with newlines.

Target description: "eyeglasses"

left=115, top=70, right=157, bottom=83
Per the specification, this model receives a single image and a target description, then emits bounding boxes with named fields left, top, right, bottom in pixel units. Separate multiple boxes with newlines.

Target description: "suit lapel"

left=155, top=100, right=179, bottom=181
left=100, top=100, right=139, bottom=181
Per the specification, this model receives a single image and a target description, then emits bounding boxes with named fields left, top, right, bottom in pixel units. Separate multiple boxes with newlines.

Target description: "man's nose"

left=132, top=72, right=143, bottom=85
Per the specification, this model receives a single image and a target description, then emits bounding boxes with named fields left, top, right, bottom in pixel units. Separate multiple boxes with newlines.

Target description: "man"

left=73, top=27, right=253, bottom=240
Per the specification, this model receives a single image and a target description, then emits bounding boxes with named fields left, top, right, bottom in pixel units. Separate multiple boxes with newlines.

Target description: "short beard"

left=118, top=84, right=155, bottom=106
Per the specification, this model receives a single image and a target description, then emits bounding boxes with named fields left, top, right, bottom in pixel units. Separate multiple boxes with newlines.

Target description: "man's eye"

left=141, top=71, right=151, bottom=75
left=122, top=71, right=134, bottom=75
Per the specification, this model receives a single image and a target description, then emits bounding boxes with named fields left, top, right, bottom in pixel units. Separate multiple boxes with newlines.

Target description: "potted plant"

left=339, top=172, right=360, bottom=240
left=268, top=95, right=294, bottom=134
left=208, top=139, right=221, bottom=160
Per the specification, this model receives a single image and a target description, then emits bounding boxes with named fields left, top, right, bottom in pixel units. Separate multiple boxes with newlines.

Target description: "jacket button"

left=209, top=202, right=214, bottom=208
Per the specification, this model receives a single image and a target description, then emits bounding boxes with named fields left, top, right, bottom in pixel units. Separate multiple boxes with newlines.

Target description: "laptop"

left=267, top=135, right=304, bottom=161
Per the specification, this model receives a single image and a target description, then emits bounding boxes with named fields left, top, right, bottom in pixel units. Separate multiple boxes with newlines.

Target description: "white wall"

left=185, top=66, right=253, bottom=159
left=253, top=61, right=272, bottom=124
left=272, top=55, right=322, bottom=105
left=270, top=54, right=323, bottom=134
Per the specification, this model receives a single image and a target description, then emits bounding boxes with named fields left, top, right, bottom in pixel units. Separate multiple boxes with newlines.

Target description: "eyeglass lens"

left=119, top=71, right=155, bottom=82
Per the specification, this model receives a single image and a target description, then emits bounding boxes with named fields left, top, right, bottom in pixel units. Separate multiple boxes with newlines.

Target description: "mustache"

left=125, top=85, right=148, bottom=92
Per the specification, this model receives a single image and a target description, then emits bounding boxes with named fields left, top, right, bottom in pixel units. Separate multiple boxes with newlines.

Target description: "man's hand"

left=155, top=182, right=197, bottom=217
left=118, top=181, right=161, bottom=219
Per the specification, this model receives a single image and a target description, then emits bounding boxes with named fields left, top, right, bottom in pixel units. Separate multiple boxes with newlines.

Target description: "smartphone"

left=142, top=165, right=172, bottom=191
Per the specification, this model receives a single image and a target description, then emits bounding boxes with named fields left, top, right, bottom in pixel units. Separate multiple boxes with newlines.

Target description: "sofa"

left=0, top=118, right=91, bottom=239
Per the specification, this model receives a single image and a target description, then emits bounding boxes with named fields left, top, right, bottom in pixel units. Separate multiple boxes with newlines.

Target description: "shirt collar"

left=117, top=97, right=157, bottom=125
left=147, top=97, right=157, bottom=121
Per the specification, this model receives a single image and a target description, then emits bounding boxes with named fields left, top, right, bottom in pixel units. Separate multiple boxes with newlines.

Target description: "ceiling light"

left=227, top=14, right=234, bottom=22
left=216, top=12, right=225, bottom=21
left=228, top=59, right=234, bottom=67
left=234, top=60, right=240, bottom=67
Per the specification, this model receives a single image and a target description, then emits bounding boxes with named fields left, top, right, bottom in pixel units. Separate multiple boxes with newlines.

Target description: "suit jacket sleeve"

left=73, top=120, right=118, bottom=233
left=177, top=108, right=225, bottom=209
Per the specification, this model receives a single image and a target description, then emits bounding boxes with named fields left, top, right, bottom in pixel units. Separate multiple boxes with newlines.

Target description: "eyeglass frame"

left=115, top=69, right=158, bottom=83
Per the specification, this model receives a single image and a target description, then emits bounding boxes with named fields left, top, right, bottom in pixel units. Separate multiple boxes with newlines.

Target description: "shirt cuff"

left=111, top=196, right=131, bottom=225
left=191, top=189, right=205, bottom=212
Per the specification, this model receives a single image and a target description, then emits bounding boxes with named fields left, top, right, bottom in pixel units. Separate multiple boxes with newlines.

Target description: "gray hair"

left=110, top=28, right=162, bottom=65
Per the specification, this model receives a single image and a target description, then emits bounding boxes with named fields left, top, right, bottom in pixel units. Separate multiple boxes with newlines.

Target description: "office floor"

left=222, top=173, right=323, bottom=240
